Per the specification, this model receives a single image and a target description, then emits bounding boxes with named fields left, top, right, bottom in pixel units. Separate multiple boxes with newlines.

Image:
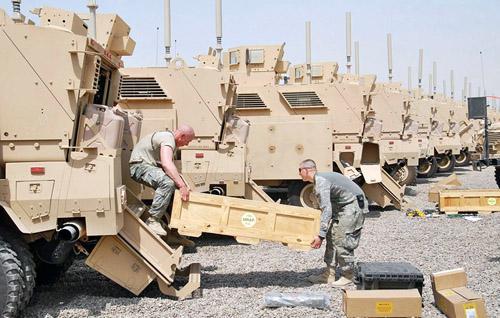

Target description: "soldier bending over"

left=299, top=159, right=368, bottom=287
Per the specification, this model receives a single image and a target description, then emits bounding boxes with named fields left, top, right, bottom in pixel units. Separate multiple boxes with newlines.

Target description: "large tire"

left=34, top=251, right=75, bottom=285
left=495, top=166, right=500, bottom=188
left=437, top=153, right=456, bottom=173
left=455, top=150, right=471, bottom=167
left=417, top=157, right=438, bottom=178
left=0, top=227, right=35, bottom=312
left=287, top=181, right=319, bottom=209
left=0, top=239, right=24, bottom=318
left=391, top=164, right=417, bottom=186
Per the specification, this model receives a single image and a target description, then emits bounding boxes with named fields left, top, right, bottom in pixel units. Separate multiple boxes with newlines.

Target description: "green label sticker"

left=487, top=198, right=497, bottom=206
left=241, top=213, right=257, bottom=228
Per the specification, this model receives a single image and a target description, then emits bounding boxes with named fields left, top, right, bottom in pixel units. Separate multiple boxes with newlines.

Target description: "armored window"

left=311, top=65, right=323, bottom=77
left=229, top=51, right=239, bottom=65
left=280, top=91, right=325, bottom=108
left=294, top=67, right=304, bottom=79
left=119, top=77, right=168, bottom=99
left=246, top=49, right=264, bottom=64
left=235, top=93, right=266, bottom=108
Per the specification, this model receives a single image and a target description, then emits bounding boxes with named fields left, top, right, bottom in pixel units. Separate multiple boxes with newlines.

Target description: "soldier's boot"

left=166, top=229, right=195, bottom=247
left=331, top=272, right=354, bottom=288
left=307, top=266, right=336, bottom=284
left=145, top=216, right=168, bottom=236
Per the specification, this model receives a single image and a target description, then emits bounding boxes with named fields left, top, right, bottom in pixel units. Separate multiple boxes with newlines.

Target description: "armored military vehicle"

left=0, top=1, right=319, bottom=317
left=121, top=3, right=404, bottom=210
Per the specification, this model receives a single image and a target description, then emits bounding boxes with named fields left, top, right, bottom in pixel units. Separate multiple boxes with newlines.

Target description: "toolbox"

left=354, top=262, right=424, bottom=295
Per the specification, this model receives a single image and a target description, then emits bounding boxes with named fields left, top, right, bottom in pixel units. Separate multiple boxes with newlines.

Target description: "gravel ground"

left=23, top=166, right=499, bottom=318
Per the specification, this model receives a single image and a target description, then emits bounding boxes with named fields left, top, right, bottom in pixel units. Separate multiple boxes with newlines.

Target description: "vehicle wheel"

left=34, top=252, right=75, bottom=285
left=417, top=157, right=438, bottom=178
left=455, top=150, right=470, bottom=167
left=0, top=239, right=24, bottom=318
left=0, top=226, right=36, bottom=311
left=391, top=164, right=417, bottom=186
left=288, top=181, right=319, bottom=209
left=495, top=166, right=500, bottom=188
left=436, top=153, right=456, bottom=173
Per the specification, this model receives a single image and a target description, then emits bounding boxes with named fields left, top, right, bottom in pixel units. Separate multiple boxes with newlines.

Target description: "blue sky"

left=1, top=0, right=499, bottom=103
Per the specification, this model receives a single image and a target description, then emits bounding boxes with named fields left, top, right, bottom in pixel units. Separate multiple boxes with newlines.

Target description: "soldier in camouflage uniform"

left=299, top=159, right=368, bottom=287
left=129, top=125, right=195, bottom=242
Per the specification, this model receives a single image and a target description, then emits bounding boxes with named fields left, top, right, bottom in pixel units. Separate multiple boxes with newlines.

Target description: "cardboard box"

left=343, top=289, right=422, bottom=317
left=428, top=173, right=462, bottom=203
left=431, top=268, right=487, bottom=318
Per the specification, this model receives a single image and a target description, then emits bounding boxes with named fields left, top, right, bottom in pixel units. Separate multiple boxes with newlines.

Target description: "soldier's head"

left=299, top=159, right=317, bottom=182
left=174, top=125, right=195, bottom=147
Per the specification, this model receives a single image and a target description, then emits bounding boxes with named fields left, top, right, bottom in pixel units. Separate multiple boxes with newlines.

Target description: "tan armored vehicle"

left=0, top=4, right=325, bottom=316
left=429, top=93, right=463, bottom=172
left=120, top=4, right=404, bottom=209
left=223, top=45, right=403, bottom=208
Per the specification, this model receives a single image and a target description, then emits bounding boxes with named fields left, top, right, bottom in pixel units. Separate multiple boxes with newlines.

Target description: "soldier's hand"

left=180, top=186, right=190, bottom=201
left=310, top=236, right=323, bottom=249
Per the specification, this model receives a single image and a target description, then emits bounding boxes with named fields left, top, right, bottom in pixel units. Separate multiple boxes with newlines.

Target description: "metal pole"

left=429, top=74, right=432, bottom=96
left=463, top=77, right=467, bottom=102
left=87, top=0, right=98, bottom=40
left=354, top=41, right=359, bottom=76
left=346, top=12, right=352, bottom=73
left=215, top=0, right=223, bottom=57
left=418, top=49, right=423, bottom=89
left=443, top=80, right=446, bottom=96
left=480, top=51, right=486, bottom=96
left=450, top=70, right=454, bottom=100
left=387, top=33, right=393, bottom=82
left=469, top=82, right=472, bottom=98
left=408, top=66, right=412, bottom=93
left=305, top=21, right=312, bottom=84
left=432, top=61, right=437, bottom=95
left=164, top=0, right=172, bottom=63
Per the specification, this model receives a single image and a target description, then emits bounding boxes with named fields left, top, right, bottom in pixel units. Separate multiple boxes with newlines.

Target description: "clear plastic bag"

left=264, top=291, right=330, bottom=309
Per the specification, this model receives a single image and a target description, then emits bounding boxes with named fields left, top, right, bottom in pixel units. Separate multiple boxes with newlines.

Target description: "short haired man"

left=299, top=159, right=367, bottom=287
left=129, top=125, right=194, bottom=241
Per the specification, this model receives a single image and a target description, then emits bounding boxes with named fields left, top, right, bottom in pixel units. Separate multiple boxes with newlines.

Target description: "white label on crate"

left=487, top=197, right=496, bottom=206
left=465, top=309, right=477, bottom=318
left=241, top=213, right=257, bottom=228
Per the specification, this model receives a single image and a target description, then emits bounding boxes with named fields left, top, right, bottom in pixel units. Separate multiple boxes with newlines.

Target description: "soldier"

left=129, top=125, right=195, bottom=246
left=298, top=159, right=367, bottom=287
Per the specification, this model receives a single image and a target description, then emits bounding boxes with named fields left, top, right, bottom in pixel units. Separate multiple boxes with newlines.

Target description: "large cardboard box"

left=431, top=268, right=487, bottom=318
left=343, top=289, right=422, bottom=317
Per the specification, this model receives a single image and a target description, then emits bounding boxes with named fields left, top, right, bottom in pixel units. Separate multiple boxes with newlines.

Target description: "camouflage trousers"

left=324, top=201, right=365, bottom=277
left=129, top=163, right=175, bottom=219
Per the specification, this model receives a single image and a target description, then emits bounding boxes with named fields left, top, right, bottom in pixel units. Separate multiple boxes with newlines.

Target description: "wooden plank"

left=439, top=189, right=500, bottom=214
left=169, top=191, right=321, bottom=250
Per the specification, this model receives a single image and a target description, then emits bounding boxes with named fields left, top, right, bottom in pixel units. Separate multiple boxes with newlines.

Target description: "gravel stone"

left=23, top=166, right=500, bottom=317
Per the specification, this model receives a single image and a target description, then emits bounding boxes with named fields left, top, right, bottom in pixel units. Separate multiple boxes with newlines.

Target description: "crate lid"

left=356, top=262, right=424, bottom=282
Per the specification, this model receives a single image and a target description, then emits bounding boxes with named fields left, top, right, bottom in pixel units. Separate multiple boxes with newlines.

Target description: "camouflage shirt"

left=129, top=131, right=176, bottom=167
left=314, top=172, right=366, bottom=237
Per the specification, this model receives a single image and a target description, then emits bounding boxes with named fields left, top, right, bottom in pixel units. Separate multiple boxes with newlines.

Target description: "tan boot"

left=166, top=229, right=195, bottom=247
left=307, top=266, right=336, bottom=284
left=331, top=276, right=353, bottom=288
left=145, top=217, right=168, bottom=236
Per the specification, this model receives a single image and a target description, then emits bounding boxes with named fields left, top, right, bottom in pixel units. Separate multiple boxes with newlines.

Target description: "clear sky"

left=1, top=0, right=499, bottom=104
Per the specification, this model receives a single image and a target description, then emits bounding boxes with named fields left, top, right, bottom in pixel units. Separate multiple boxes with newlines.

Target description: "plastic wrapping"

left=263, top=292, right=330, bottom=309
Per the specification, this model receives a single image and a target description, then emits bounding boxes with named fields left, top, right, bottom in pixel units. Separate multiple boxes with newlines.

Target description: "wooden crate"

left=439, top=189, right=500, bottom=214
left=169, top=191, right=321, bottom=250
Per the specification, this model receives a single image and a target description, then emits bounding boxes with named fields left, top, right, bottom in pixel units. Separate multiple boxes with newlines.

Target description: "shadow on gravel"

left=192, top=233, right=240, bottom=247
left=488, top=256, right=500, bottom=263
left=416, top=178, right=435, bottom=185
left=200, top=268, right=320, bottom=289
left=365, top=205, right=399, bottom=218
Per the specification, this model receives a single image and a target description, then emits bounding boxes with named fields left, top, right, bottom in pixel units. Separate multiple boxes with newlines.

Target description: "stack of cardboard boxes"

left=342, top=268, right=487, bottom=317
